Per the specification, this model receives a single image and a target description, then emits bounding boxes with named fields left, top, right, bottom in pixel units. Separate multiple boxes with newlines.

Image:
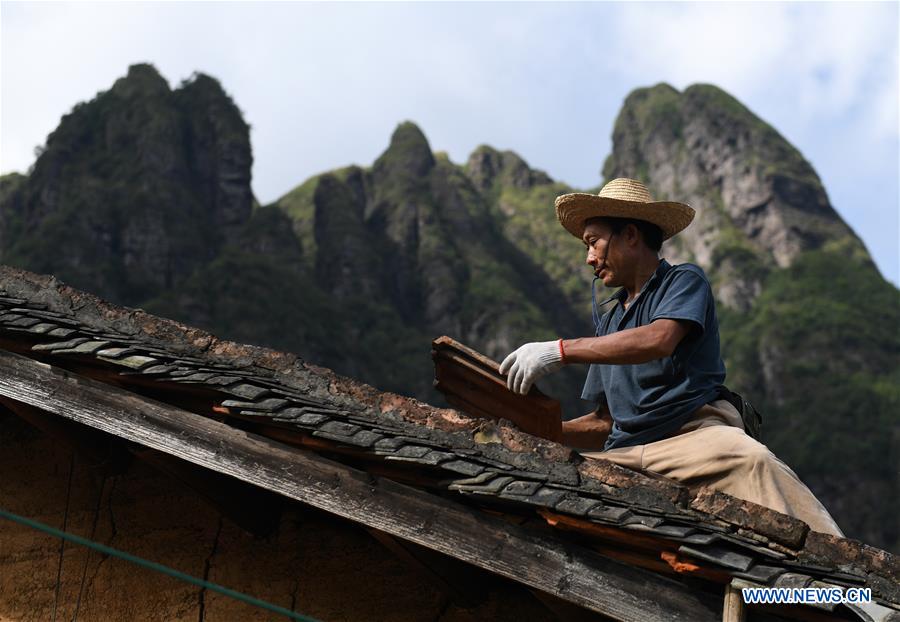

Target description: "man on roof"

left=499, top=178, right=843, bottom=536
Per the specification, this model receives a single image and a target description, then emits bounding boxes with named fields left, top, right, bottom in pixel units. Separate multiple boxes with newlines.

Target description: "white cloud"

left=601, top=2, right=897, bottom=143
left=870, top=40, right=899, bottom=140
left=613, top=3, right=794, bottom=93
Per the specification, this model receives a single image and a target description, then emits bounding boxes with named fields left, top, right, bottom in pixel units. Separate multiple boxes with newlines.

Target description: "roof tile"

left=578, top=458, right=688, bottom=510
left=802, top=531, right=900, bottom=582
left=553, top=496, right=602, bottom=517
left=222, top=383, right=271, bottom=400
left=439, top=460, right=485, bottom=477
left=678, top=544, right=754, bottom=572
left=690, top=487, right=808, bottom=549
left=587, top=505, right=632, bottom=523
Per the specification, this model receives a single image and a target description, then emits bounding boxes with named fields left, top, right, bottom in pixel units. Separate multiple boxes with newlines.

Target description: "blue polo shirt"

left=581, top=259, right=726, bottom=450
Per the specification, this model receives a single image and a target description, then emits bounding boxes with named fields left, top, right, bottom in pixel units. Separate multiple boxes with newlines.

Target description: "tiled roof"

left=1, top=264, right=897, bottom=620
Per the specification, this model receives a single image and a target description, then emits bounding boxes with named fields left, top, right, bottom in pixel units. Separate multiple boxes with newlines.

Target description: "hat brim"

left=555, top=193, right=695, bottom=241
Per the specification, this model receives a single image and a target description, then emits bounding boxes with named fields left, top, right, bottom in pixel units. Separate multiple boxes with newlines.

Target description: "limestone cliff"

left=0, top=63, right=253, bottom=305
left=603, top=83, right=869, bottom=310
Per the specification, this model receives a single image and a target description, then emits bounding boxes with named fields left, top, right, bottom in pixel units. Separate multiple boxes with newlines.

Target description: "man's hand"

left=499, top=340, right=563, bottom=395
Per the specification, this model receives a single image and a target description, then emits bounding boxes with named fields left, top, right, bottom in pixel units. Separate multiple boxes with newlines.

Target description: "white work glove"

left=499, top=340, right=564, bottom=395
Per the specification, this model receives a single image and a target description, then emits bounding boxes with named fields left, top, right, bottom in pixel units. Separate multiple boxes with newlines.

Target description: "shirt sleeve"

left=649, top=267, right=712, bottom=335
left=580, top=363, right=606, bottom=404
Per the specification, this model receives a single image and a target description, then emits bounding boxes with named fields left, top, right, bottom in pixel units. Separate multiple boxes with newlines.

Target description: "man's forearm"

left=562, top=320, right=685, bottom=365
left=562, top=407, right=612, bottom=450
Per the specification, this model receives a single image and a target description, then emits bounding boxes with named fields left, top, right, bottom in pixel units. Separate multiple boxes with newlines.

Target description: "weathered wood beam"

left=0, top=349, right=722, bottom=622
left=723, top=580, right=747, bottom=622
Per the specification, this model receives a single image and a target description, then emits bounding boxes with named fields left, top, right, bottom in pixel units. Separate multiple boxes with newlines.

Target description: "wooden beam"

left=0, top=349, right=721, bottom=622
left=723, top=580, right=746, bottom=622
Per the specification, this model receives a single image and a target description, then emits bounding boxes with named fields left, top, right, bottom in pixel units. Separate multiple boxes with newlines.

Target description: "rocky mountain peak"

left=0, top=64, right=253, bottom=306
left=179, top=71, right=228, bottom=96
left=374, top=121, right=436, bottom=181
left=111, top=63, right=171, bottom=99
left=604, top=82, right=867, bottom=309
left=174, top=71, right=253, bottom=236
left=465, top=145, right=552, bottom=194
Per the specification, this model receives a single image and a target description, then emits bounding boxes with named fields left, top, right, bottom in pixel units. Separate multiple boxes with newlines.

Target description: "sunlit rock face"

left=603, top=83, right=866, bottom=310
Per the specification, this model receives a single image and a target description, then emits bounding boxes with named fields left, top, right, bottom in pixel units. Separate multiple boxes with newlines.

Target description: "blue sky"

left=2, top=1, right=898, bottom=284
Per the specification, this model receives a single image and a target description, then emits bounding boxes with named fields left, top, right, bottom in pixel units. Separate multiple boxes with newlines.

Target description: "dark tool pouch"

left=716, top=386, right=763, bottom=441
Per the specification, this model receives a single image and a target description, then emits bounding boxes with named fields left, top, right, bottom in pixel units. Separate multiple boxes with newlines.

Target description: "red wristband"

left=558, top=338, right=567, bottom=364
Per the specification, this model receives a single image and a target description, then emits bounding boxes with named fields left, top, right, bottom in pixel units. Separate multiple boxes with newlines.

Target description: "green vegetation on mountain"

left=264, top=123, right=591, bottom=409
left=718, top=249, right=900, bottom=545
left=2, top=66, right=896, bottom=550
left=0, top=173, right=27, bottom=257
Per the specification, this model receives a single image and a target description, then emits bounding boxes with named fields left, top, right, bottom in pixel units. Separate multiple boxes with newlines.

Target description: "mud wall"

left=0, top=411, right=576, bottom=622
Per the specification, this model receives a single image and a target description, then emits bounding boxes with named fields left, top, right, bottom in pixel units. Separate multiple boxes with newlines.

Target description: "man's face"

left=582, top=220, right=623, bottom=287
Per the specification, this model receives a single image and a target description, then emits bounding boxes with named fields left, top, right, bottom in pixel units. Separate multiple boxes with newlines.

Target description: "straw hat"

left=555, top=178, right=695, bottom=240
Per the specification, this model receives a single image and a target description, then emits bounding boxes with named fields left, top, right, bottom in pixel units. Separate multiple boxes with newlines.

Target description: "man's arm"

left=500, top=319, right=693, bottom=395
left=562, top=318, right=691, bottom=365
left=562, top=402, right=613, bottom=450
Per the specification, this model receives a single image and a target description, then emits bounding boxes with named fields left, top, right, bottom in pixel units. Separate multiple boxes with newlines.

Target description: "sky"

left=2, top=1, right=898, bottom=285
